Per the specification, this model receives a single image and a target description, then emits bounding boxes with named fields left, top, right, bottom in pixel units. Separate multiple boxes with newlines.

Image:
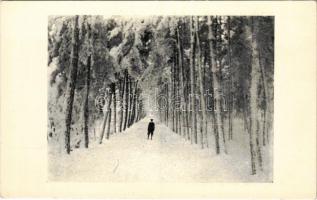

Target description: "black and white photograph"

left=48, top=15, right=274, bottom=182
left=1, top=1, right=316, bottom=198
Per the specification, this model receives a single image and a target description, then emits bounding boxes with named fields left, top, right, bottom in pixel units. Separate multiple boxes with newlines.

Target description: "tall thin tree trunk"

left=174, top=54, right=179, bottom=134
left=127, top=78, right=133, bottom=128
left=256, top=116, right=263, bottom=170
left=171, top=56, right=175, bottom=132
left=106, top=94, right=113, bottom=139
left=195, top=16, right=208, bottom=149
left=176, top=20, right=187, bottom=139
left=120, top=74, right=126, bottom=132
left=216, top=16, right=228, bottom=153
left=130, top=81, right=138, bottom=125
left=118, top=78, right=122, bottom=132
left=208, top=58, right=218, bottom=151
left=83, top=55, right=91, bottom=148
left=185, top=75, right=191, bottom=141
left=227, top=16, right=234, bottom=140
left=203, top=48, right=209, bottom=148
left=166, top=85, right=169, bottom=127
left=243, top=96, right=251, bottom=133
left=246, top=17, right=262, bottom=174
left=185, top=102, right=190, bottom=140
left=134, top=90, right=139, bottom=123
left=207, top=16, right=222, bottom=154
left=123, top=72, right=129, bottom=130
left=259, top=51, right=269, bottom=145
left=64, top=15, right=80, bottom=154
left=99, top=91, right=112, bottom=144
left=112, top=83, right=117, bottom=134
left=189, top=16, right=198, bottom=144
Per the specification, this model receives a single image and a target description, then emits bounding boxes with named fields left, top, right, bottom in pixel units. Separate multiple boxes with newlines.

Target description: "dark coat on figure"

left=148, top=122, right=155, bottom=132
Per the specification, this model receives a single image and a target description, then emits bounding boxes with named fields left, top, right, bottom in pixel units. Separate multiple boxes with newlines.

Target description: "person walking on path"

left=147, top=119, right=155, bottom=140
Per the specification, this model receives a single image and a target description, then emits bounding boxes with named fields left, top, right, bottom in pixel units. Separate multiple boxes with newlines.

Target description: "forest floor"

left=49, top=117, right=272, bottom=182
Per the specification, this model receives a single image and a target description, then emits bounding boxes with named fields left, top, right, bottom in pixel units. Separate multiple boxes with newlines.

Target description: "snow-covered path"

left=49, top=117, right=269, bottom=182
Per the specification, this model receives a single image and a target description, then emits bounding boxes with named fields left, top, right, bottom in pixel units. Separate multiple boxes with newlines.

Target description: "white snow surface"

left=49, top=117, right=272, bottom=182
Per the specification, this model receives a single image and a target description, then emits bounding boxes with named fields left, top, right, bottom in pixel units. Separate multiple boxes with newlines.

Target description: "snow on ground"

left=49, top=117, right=272, bottom=182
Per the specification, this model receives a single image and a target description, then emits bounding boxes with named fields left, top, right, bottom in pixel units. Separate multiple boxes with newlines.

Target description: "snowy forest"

left=48, top=15, right=274, bottom=182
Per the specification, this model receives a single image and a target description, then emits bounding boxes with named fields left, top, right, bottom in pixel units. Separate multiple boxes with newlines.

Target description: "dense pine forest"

left=48, top=15, right=274, bottom=181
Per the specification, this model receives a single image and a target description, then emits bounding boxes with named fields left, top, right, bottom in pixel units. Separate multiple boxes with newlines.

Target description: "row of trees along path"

left=48, top=16, right=273, bottom=177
